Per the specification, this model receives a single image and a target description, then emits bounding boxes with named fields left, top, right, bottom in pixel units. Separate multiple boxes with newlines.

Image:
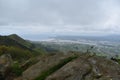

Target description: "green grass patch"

left=11, top=61, right=23, bottom=76
left=35, top=55, right=78, bottom=80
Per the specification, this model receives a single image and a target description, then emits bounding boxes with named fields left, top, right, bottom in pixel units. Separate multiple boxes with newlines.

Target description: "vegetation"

left=8, top=34, right=34, bottom=49
left=0, top=45, right=33, bottom=63
left=11, top=61, right=23, bottom=76
left=0, top=34, right=47, bottom=79
left=111, top=55, right=120, bottom=64
left=0, top=35, right=32, bottom=51
left=0, top=34, right=47, bottom=62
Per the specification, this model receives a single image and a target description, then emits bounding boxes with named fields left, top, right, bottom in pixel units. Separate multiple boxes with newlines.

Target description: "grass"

left=35, top=55, right=78, bottom=80
left=11, top=61, right=23, bottom=76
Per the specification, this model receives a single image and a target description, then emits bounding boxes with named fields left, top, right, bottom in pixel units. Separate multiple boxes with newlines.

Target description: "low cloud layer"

left=0, top=0, right=120, bottom=39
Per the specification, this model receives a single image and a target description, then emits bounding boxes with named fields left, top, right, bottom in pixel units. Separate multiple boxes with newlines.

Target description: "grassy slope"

left=0, top=34, right=47, bottom=62
left=8, top=34, right=34, bottom=49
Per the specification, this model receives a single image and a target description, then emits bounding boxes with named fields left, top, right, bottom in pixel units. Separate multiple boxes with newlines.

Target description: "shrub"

left=11, top=61, right=23, bottom=76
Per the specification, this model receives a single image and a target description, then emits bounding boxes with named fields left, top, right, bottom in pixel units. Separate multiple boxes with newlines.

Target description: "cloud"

left=0, top=0, right=120, bottom=39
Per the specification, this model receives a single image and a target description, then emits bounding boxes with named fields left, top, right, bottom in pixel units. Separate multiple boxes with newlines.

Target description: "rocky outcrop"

left=46, top=55, right=120, bottom=80
left=22, top=54, right=77, bottom=80
left=0, top=54, right=13, bottom=80
left=16, top=54, right=120, bottom=80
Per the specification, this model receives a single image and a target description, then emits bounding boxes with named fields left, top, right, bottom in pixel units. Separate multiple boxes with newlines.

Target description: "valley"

left=37, top=36, right=120, bottom=58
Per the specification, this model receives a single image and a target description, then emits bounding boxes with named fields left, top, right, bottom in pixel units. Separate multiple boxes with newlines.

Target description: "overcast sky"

left=0, top=0, right=120, bottom=40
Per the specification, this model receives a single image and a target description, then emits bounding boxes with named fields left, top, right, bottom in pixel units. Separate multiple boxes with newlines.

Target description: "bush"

left=11, top=61, right=23, bottom=76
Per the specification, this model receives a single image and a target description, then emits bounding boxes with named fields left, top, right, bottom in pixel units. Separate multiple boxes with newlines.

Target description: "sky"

left=0, top=0, right=120, bottom=40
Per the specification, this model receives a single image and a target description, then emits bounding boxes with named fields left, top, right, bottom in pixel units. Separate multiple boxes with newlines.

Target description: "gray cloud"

left=0, top=0, right=120, bottom=39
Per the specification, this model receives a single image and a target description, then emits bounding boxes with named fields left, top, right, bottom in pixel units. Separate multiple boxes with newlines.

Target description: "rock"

left=22, top=54, right=76, bottom=80
left=0, top=54, right=13, bottom=79
left=46, top=55, right=120, bottom=80
left=19, top=54, right=120, bottom=80
left=46, top=57, right=92, bottom=80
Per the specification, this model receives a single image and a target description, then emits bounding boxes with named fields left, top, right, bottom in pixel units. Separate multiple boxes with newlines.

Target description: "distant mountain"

left=0, top=34, right=34, bottom=51
left=0, top=34, right=46, bottom=53
left=8, top=34, right=34, bottom=49
left=55, top=35, right=120, bottom=42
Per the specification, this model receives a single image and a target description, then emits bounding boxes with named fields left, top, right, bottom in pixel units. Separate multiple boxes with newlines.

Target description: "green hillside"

left=8, top=34, right=34, bottom=49
left=0, top=34, right=46, bottom=62
left=0, top=35, right=31, bottom=50
left=0, top=34, right=51, bottom=80
left=0, top=45, right=33, bottom=62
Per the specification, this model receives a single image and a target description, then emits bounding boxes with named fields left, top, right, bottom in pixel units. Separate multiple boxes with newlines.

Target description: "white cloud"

left=0, top=0, right=120, bottom=39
